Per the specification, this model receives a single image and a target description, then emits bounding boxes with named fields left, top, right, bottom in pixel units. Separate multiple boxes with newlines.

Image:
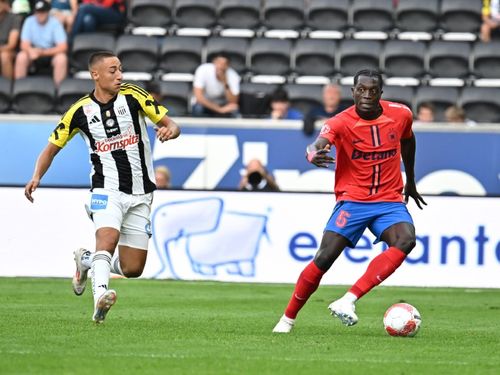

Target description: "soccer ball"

left=383, top=303, right=421, bottom=337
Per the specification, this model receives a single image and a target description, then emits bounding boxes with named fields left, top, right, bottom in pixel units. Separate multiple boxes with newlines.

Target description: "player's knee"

left=121, top=265, right=143, bottom=278
left=396, top=236, right=416, bottom=254
left=313, top=251, right=334, bottom=272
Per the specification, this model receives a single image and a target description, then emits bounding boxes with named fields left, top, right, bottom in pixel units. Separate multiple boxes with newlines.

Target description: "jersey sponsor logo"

left=320, top=124, right=331, bottom=135
left=94, top=126, right=139, bottom=153
left=90, top=194, right=108, bottom=210
left=83, top=104, right=95, bottom=116
left=89, top=115, right=100, bottom=125
left=105, top=118, right=115, bottom=127
left=351, top=148, right=397, bottom=161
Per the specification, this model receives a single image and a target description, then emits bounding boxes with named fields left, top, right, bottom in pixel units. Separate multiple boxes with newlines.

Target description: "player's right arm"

left=305, top=118, right=337, bottom=168
left=24, top=143, right=61, bottom=203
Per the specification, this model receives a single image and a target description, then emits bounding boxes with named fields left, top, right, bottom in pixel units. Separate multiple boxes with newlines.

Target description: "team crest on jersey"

left=116, top=105, right=127, bottom=116
left=320, top=124, right=331, bottom=135
left=388, top=129, right=398, bottom=143
left=105, top=118, right=115, bottom=127
left=83, top=104, right=95, bottom=116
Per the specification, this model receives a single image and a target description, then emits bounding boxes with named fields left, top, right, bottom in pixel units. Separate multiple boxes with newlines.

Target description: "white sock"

left=91, top=250, right=112, bottom=306
left=81, top=249, right=93, bottom=269
left=110, top=253, right=124, bottom=276
left=343, top=292, right=358, bottom=304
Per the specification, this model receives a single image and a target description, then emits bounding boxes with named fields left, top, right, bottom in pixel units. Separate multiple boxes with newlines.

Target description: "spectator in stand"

left=11, top=0, right=31, bottom=19
left=192, top=53, right=240, bottom=118
left=481, top=0, right=500, bottom=42
left=50, top=0, right=78, bottom=34
left=415, top=102, right=435, bottom=123
left=238, top=158, right=280, bottom=192
left=444, top=105, right=477, bottom=126
left=14, top=0, right=68, bottom=87
left=70, top=0, right=126, bottom=40
left=304, top=84, right=348, bottom=135
left=0, top=0, right=21, bottom=79
left=268, top=88, right=303, bottom=120
left=154, top=166, right=172, bottom=189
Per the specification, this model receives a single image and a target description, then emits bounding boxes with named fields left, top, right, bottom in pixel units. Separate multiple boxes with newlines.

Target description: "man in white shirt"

left=192, top=53, right=240, bottom=117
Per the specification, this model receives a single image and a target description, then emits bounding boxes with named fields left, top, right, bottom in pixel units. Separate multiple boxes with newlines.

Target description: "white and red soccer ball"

left=383, top=303, right=421, bottom=337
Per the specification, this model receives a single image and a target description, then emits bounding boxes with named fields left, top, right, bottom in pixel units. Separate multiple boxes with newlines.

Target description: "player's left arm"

left=401, top=133, right=426, bottom=209
left=155, top=115, right=181, bottom=143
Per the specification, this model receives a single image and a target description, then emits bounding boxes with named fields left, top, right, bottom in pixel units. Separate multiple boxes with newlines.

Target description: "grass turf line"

left=0, top=277, right=499, bottom=375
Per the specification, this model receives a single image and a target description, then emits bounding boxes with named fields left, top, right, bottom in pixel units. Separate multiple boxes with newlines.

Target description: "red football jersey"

left=319, top=100, right=413, bottom=202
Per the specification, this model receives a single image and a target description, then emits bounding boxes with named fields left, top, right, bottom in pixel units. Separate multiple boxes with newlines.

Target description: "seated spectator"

left=70, top=0, right=126, bottom=40
left=0, top=0, right=21, bottom=79
left=416, top=102, right=435, bottom=123
left=155, top=165, right=171, bottom=189
left=444, top=105, right=476, bottom=126
left=303, top=83, right=347, bottom=135
left=14, top=0, right=68, bottom=87
left=238, top=159, right=280, bottom=192
left=192, top=53, right=240, bottom=118
left=268, top=88, right=303, bottom=120
left=481, top=0, right=500, bottom=42
left=11, top=0, right=31, bottom=19
left=50, top=0, right=78, bottom=34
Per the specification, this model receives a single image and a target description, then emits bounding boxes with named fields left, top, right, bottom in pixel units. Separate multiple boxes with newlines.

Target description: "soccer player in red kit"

left=273, top=69, right=427, bottom=333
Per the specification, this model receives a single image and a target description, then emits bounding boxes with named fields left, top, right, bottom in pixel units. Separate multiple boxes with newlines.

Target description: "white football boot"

left=72, top=248, right=91, bottom=296
left=93, top=289, right=117, bottom=324
left=328, top=299, right=358, bottom=326
left=272, top=315, right=295, bottom=333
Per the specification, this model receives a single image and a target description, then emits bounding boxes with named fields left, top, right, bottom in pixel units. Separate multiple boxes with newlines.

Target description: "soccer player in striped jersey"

left=24, top=51, right=180, bottom=323
left=273, top=69, right=427, bottom=333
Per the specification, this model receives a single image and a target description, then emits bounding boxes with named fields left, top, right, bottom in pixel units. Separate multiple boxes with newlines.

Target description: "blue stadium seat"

left=13, top=77, right=55, bottom=114
left=128, top=0, right=173, bottom=28
left=294, top=39, right=336, bottom=77
left=217, top=0, right=260, bottom=30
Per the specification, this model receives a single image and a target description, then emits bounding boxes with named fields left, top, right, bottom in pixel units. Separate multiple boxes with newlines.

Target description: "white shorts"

left=85, top=188, right=153, bottom=250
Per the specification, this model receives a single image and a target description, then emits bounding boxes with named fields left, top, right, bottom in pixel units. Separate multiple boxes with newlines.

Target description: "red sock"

left=284, top=261, right=325, bottom=319
left=349, top=247, right=406, bottom=299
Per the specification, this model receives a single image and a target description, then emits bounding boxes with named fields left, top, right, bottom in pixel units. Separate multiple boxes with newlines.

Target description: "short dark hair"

left=270, top=88, right=289, bottom=102
left=354, top=69, right=383, bottom=89
left=211, top=52, right=231, bottom=62
left=417, top=102, right=435, bottom=112
left=88, top=51, right=117, bottom=69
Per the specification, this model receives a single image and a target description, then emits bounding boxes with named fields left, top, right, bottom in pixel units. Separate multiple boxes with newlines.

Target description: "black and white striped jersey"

left=49, top=83, right=168, bottom=194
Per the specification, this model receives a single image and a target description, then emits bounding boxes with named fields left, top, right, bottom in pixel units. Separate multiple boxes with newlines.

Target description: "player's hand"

left=404, top=181, right=427, bottom=209
left=306, top=145, right=335, bottom=168
left=24, top=179, right=40, bottom=203
left=155, top=125, right=176, bottom=143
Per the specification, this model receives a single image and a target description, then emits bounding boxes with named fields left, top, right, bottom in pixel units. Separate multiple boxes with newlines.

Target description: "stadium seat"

left=239, top=82, right=279, bottom=118
left=128, top=0, right=173, bottom=28
left=174, top=0, right=217, bottom=29
left=159, top=36, right=203, bottom=74
left=12, top=77, right=55, bottom=114
left=427, top=41, right=471, bottom=78
left=206, top=37, right=249, bottom=75
left=383, top=40, right=426, bottom=78
left=338, top=40, right=383, bottom=77
left=414, top=86, right=459, bottom=121
left=0, top=77, right=11, bottom=113
left=351, top=0, right=394, bottom=31
left=249, top=38, right=292, bottom=76
left=472, top=41, right=500, bottom=79
left=56, top=78, right=95, bottom=113
left=306, top=0, right=350, bottom=31
left=262, top=0, right=305, bottom=30
left=395, top=0, right=439, bottom=32
left=70, top=32, right=116, bottom=72
left=159, top=81, right=191, bottom=116
left=294, top=39, right=336, bottom=77
left=440, top=0, right=482, bottom=33
left=460, top=87, right=500, bottom=123
left=217, top=0, right=260, bottom=30
left=116, top=35, right=159, bottom=73
left=284, top=83, right=323, bottom=117
left=381, top=86, right=414, bottom=109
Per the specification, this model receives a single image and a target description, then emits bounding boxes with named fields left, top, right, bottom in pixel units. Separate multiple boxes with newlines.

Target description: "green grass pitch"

left=1, top=278, right=499, bottom=375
